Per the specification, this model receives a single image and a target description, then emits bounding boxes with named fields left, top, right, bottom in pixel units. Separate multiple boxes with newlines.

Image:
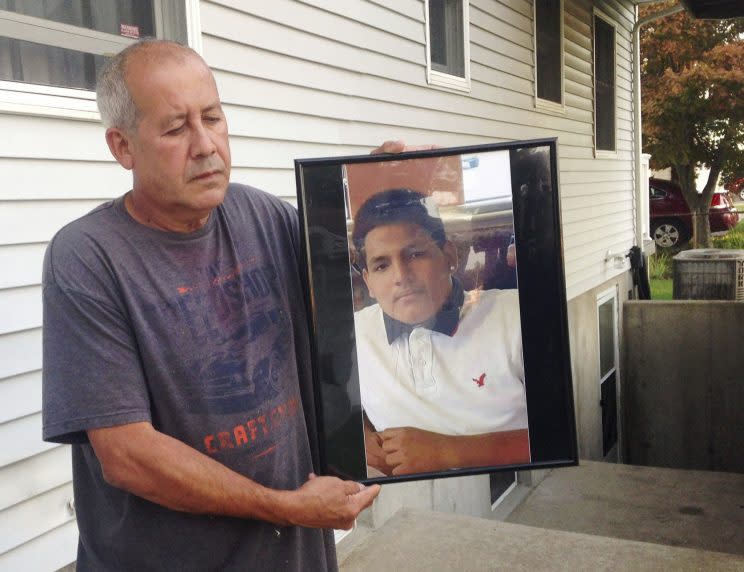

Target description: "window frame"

left=596, top=286, right=618, bottom=384
left=424, top=0, right=471, bottom=93
left=533, top=0, right=565, bottom=113
left=0, top=0, right=201, bottom=120
left=592, top=9, right=618, bottom=157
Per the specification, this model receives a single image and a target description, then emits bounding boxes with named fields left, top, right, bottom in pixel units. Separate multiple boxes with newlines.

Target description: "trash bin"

left=672, top=249, right=744, bottom=300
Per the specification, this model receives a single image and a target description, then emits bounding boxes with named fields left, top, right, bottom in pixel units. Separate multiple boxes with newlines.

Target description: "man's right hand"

left=283, top=474, right=380, bottom=530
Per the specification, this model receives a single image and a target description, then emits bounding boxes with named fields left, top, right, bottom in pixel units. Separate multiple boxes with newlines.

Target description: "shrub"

left=713, top=225, right=744, bottom=249
left=648, top=251, right=672, bottom=280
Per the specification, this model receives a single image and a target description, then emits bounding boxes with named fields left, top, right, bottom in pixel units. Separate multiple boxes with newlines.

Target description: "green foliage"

left=648, top=251, right=673, bottom=280
left=640, top=2, right=744, bottom=247
left=712, top=222, right=744, bottom=249
left=650, top=278, right=674, bottom=300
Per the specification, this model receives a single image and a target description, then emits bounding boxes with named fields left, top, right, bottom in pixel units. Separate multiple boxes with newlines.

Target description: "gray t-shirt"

left=42, top=184, right=336, bottom=571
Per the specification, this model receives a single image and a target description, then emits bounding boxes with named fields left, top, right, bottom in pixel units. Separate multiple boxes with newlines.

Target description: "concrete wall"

left=567, top=274, right=632, bottom=461
left=622, top=301, right=744, bottom=473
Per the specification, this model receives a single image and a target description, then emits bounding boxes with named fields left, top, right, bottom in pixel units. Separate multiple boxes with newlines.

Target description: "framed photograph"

left=295, top=139, right=577, bottom=484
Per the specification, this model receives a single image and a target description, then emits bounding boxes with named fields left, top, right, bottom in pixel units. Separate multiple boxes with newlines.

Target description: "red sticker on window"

left=120, top=24, right=140, bottom=39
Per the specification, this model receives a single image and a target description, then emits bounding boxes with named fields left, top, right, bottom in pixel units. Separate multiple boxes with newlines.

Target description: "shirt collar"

left=382, top=278, right=465, bottom=344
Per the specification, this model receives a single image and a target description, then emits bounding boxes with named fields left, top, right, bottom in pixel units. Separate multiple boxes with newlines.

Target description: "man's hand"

left=380, top=427, right=531, bottom=476
left=285, top=474, right=380, bottom=530
left=371, top=140, right=439, bottom=155
left=380, top=427, right=455, bottom=476
left=363, top=423, right=394, bottom=476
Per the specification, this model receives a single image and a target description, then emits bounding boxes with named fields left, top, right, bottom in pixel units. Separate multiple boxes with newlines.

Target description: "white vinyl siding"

left=0, top=115, right=118, bottom=570
left=0, top=4, right=195, bottom=569
left=1, top=0, right=638, bottom=566
left=202, top=0, right=636, bottom=298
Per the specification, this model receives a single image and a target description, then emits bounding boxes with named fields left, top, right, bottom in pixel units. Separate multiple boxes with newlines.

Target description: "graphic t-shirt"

left=42, top=184, right=336, bottom=571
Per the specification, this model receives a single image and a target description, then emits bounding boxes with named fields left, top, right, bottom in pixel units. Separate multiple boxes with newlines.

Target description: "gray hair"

left=96, top=39, right=200, bottom=130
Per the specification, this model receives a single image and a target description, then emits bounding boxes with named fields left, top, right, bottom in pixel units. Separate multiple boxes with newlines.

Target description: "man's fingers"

left=385, top=450, right=403, bottom=466
left=370, top=140, right=405, bottom=155
left=380, top=428, right=402, bottom=441
left=404, top=144, right=440, bottom=152
left=343, top=481, right=365, bottom=495
left=350, top=484, right=381, bottom=509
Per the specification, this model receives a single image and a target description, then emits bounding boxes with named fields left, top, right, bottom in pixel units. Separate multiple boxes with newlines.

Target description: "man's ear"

left=362, top=268, right=376, bottom=300
left=105, top=127, right=135, bottom=170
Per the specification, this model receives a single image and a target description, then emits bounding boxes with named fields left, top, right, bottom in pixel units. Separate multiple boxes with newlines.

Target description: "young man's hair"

left=352, top=188, right=446, bottom=269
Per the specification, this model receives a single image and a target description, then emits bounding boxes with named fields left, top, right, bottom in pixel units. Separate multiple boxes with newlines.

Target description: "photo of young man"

left=350, top=188, right=530, bottom=478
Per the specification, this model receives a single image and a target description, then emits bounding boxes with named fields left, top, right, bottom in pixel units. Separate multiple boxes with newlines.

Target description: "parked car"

left=649, top=177, right=739, bottom=248
left=724, top=177, right=744, bottom=201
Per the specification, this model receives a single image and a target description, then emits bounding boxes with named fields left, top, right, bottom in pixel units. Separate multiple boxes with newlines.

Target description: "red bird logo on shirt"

left=473, top=373, right=486, bottom=387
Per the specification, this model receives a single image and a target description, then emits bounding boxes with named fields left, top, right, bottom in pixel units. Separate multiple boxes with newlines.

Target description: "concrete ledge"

left=507, top=461, right=744, bottom=555
left=339, top=508, right=744, bottom=571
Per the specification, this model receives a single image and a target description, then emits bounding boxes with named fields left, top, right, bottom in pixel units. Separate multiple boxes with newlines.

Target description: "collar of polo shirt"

left=382, top=278, right=465, bottom=344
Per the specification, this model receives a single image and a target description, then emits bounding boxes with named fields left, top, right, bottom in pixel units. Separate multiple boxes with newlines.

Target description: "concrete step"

left=507, top=460, right=744, bottom=556
left=338, top=508, right=744, bottom=572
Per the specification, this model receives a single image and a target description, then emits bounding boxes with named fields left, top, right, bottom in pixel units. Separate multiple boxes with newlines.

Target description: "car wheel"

left=651, top=220, right=686, bottom=248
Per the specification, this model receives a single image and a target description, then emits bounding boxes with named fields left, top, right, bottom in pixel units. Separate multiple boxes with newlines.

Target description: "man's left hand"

left=371, top=140, right=439, bottom=155
left=379, top=427, right=456, bottom=476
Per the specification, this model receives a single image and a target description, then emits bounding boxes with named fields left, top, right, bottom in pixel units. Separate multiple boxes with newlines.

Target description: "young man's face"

left=362, top=222, right=457, bottom=325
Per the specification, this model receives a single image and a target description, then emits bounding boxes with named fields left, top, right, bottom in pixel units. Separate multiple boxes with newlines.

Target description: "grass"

left=650, top=278, right=673, bottom=300
left=713, top=219, right=744, bottom=249
left=648, top=250, right=673, bottom=300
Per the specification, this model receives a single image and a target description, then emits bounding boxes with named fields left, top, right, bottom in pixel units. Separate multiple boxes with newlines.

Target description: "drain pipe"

left=632, top=2, right=686, bottom=249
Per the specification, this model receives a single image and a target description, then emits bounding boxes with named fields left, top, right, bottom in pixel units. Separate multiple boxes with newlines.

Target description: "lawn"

left=650, top=278, right=673, bottom=300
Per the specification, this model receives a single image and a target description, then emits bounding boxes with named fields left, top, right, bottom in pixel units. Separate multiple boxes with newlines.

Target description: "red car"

left=650, top=178, right=739, bottom=248
left=724, top=177, right=744, bottom=201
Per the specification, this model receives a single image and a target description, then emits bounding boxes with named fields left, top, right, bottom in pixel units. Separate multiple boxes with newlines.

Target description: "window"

left=425, top=0, right=470, bottom=92
left=594, top=13, right=616, bottom=153
left=0, top=0, right=191, bottom=118
left=534, top=0, right=563, bottom=108
left=597, top=288, right=618, bottom=457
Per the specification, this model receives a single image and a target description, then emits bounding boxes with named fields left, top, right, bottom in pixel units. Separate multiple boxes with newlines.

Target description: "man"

left=351, top=189, right=530, bottom=477
left=42, top=39, right=379, bottom=571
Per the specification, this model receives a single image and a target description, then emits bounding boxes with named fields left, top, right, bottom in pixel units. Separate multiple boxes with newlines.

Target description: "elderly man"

left=351, top=189, right=530, bottom=477
left=42, top=39, right=379, bottom=571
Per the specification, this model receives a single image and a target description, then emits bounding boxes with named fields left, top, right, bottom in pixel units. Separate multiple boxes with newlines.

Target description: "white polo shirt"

left=354, top=288, right=528, bottom=436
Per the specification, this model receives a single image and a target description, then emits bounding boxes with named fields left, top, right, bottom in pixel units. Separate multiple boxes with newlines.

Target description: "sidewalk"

left=339, top=461, right=744, bottom=570
left=506, top=460, right=744, bottom=555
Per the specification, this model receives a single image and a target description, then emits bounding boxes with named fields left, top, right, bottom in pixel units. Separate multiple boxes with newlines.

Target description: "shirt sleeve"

left=42, top=267, right=151, bottom=445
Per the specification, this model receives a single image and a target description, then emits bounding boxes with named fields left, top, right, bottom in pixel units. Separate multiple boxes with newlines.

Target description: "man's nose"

left=391, top=259, right=411, bottom=284
left=190, top=121, right=217, bottom=157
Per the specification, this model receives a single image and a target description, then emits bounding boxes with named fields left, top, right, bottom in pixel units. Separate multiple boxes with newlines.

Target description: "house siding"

left=0, top=0, right=638, bottom=567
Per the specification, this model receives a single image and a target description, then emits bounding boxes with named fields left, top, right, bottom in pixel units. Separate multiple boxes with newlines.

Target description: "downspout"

left=632, top=2, right=685, bottom=249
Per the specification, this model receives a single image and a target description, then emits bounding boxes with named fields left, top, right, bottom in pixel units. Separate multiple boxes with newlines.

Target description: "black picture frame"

left=295, top=139, right=577, bottom=485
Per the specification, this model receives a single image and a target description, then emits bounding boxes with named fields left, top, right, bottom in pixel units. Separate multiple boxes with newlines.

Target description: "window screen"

left=535, top=0, right=561, bottom=104
left=594, top=15, right=616, bottom=151
left=598, top=296, right=616, bottom=379
left=429, top=0, right=465, bottom=78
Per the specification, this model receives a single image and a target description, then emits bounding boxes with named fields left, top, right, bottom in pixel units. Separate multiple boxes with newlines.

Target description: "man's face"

left=120, top=52, right=231, bottom=220
left=362, top=222, right=456, bottom=325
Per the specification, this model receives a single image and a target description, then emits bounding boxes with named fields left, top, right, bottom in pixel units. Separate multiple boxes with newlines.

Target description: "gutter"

left=632, top=2, right=686, bottom=251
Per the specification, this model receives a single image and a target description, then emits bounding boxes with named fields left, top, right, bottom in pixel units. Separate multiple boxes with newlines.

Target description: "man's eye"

left=166, top=125, right=184, bottom=135
left=409, top=250, right=426, bottom=259
left=204, top=115, right=221, bottom=123
left=372, top=263, right=388, bottom=272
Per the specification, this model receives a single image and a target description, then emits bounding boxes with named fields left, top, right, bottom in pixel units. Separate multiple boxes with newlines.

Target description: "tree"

left=641, top=3, right=744, bottom=247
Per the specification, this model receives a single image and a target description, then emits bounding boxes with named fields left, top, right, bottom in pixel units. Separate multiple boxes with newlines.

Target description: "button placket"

left=408, top=327, right=435, bottom=392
